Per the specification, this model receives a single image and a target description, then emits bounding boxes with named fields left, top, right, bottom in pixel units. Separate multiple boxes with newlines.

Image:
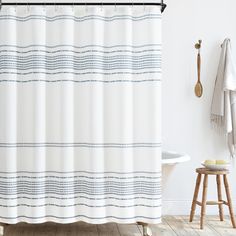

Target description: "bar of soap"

left=216, top=160, right=227, bottom=165
left=204, top=160, right=216, bottom=165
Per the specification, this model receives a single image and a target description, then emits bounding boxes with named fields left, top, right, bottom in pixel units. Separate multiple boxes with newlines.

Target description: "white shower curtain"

left=0, top=5, right=162, bottom=224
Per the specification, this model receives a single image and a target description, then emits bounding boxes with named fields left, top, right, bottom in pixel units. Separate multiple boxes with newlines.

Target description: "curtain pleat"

left=0, top=5, right=162, bottom=224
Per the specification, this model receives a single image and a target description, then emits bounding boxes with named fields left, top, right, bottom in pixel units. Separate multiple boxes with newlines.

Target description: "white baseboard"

left=162, top=200, right=234, bottom=215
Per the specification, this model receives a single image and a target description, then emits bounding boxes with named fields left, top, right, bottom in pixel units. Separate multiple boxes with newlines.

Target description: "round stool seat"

left=196, top=167, right=229, bottom=175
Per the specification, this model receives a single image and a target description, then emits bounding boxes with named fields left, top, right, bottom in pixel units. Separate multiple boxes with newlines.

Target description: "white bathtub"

left=162, top=151, right=190, bottom=164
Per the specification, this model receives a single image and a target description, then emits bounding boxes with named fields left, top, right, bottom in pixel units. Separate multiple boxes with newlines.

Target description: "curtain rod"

left=0, top=2, right=167, bottom=13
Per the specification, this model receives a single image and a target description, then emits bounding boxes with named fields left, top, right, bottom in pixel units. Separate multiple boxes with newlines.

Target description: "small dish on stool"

left=201, top=162, right=230, bottom=171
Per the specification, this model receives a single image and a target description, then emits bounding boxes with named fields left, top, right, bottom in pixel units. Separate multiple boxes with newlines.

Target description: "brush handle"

left=197, top=52, right=201, bottom=82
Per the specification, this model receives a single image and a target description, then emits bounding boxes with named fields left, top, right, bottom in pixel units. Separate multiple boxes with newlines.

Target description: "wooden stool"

left=189, top=168, right=236, bottom=229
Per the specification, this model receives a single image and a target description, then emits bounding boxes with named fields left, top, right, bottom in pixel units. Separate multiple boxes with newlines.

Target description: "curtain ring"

left=54, top=2, right=58, bottom=12
left=15, top=2, right=17, bottom=13
left=27, top=2, right=30, bottom=12
left=130, top=1, right=133, bottom=10
left=100, top=2, right=103, bottom=11
left=43, top=2, right=46, bottom=12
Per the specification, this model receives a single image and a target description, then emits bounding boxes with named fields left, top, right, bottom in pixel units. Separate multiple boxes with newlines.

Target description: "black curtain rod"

left=0, top=2, right=167, bottom=13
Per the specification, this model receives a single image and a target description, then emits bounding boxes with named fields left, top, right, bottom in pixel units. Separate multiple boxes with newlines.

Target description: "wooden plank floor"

left=2, top=216, right=236, bottom=236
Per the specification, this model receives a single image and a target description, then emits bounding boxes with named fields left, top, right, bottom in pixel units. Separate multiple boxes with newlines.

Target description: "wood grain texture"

left=206, top=216, right=236, bottom=236
left=200, top=174, right=208, bottom=229
left=181, top=216, right=221, bottom=236
left=165, top=216, right=198, bottom=236
left=190, top=173, right=202, bottom=222
left=1, top=217, right=236, bottom=236
left=97, top=223, right=120, bottom=236
left=223, top=174, right=236, bottom=228
left=216, top=175, right=224, bottom=221
left=117, top=224, right=141, bottom=236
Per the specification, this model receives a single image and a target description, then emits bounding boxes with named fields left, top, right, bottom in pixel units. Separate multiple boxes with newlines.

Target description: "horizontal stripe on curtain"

left=0, top=6, right=162, bottom=224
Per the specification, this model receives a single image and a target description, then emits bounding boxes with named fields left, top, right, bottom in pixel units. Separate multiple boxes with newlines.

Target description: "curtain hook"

left=114, top=2, right=117, bottom=11
left=0, top=0, right=2, bottom=11
left=85, top=2, right=88, bottom=12
left=72, top=1, right=74, bottom=12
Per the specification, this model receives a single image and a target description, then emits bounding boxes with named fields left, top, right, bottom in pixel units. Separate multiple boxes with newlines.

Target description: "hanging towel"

left=211, top=38, right=236, bottom=157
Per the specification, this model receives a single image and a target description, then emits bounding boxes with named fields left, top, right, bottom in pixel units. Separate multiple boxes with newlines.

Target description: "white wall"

left=162, top=0, right=236, bottom=215
left=11, top=0, right=236, bottom=215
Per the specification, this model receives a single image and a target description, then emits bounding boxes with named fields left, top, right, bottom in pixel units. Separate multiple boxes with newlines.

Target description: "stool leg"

left=223, top=174, right=236, bottom=228
left=190, top=173, right=202, bottom=222
left=200, top=174, right=208, bottom=230
left=216, top=175, right=224, bottom=221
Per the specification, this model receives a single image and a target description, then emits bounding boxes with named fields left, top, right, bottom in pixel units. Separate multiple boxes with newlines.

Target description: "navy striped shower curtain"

left=0, top=5, right=162, bottom=224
